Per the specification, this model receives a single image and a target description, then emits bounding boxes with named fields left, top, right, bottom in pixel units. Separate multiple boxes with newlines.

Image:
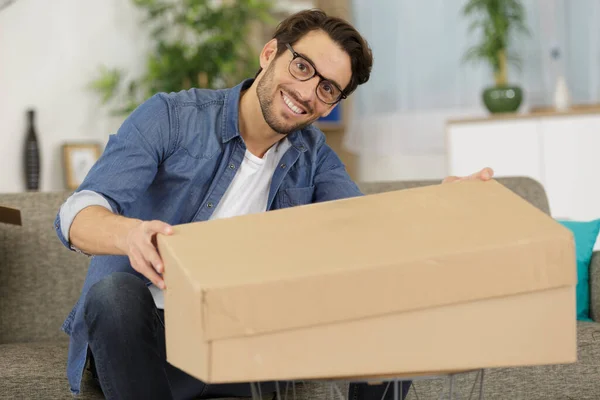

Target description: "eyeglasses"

left=285, top=43, right=347, bottom=105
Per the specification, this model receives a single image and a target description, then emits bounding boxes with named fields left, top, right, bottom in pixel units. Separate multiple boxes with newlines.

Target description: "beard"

left=256, top=61, right=317, bottom=135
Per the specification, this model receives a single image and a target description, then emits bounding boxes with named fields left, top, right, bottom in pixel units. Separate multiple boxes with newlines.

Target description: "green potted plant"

left=462, top=0, right=529, bottom=113
left=90, top=0, right=275, bottom=116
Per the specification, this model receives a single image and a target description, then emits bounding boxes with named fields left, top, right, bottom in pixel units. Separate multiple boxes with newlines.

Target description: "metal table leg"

left=251, top=368, right=485, bottom=400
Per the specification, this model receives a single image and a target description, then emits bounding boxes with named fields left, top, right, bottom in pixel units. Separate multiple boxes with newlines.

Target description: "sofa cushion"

left=591, top=252, right=600, bottom=322
left=557, top=219, right=600, bottom=321
left=0, top=340, right=104, bottom=399
left=407, top=321, right=600, bottom=400
left=357, top=177, right=551, bottom=215
left=0, top=340, right=287, bottom=399
left=0, top=191, right=90, bottom=344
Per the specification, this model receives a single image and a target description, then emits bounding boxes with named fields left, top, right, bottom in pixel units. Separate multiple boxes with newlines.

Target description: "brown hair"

left=256, top=9, right=373, bottom=97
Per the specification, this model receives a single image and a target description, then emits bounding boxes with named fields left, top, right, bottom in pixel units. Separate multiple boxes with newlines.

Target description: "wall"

left=314, top=0, right=466, bottom=183
left=0, top=0, right=150, bottom=193
left=0, top=0, right=447, bottom=192
left=347, top=0, right=600, bottom=184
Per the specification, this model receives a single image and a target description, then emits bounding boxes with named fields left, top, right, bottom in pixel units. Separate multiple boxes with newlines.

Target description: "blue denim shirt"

left=54, top=78, right=362, bottom=394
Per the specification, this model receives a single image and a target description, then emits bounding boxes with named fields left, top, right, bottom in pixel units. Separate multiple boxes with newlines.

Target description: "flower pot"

left=482, top=85, right=523, bottom=113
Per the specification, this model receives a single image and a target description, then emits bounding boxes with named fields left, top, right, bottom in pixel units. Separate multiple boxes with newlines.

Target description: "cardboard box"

left=0, top=205, right=21, bottom=226
left=157, top=180, right=577, bottom=384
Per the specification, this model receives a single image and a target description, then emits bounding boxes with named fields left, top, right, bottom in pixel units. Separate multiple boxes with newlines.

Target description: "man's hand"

left=70, top=207, right=174, bottom=289
left=120, top=220, right=173, bottom=289
left=442, top=167, right=494, bottom=184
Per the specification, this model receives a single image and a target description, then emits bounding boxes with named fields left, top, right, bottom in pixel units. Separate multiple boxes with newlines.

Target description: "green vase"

left=482, top=85, right=523, bottom=113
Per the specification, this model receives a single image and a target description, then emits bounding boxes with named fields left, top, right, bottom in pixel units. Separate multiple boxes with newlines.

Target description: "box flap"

left=208, top=286, right=576, bottom=383
left=0, top=205, right=22, bottom=226
left=158, top=180, right=575, bottom=342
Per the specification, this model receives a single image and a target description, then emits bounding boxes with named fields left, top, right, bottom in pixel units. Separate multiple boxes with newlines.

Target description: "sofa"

left=1, top=177, right=599, bottom=400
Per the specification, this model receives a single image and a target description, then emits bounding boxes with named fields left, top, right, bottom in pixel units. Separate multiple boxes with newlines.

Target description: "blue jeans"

left=83, top=273, right=411, bottom=399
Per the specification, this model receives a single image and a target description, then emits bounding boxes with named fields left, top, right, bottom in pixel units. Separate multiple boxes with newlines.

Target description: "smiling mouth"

left=281, top=91, right=307, bottom=115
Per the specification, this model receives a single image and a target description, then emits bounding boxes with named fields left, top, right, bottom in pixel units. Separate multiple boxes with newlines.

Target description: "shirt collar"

left=222, top=78, right=308, bottom=153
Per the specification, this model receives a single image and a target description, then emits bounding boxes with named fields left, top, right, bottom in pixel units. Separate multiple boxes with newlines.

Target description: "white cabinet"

left=541, top=115, right=600, bottom=220
left=446, top=112, right=600, bottom=224
left=446, top=120, right=543, bottom=184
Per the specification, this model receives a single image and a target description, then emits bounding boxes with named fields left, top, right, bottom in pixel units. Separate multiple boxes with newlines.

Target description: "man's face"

left=256, top=30, right=352, bottom=135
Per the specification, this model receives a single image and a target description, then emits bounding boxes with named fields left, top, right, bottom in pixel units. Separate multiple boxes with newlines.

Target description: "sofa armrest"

left=590, top=251, right=600, bottom=323
left=0, top=192, right=89, bottom=344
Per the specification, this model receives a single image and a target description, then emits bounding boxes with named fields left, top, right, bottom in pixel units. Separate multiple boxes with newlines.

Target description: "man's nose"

left=296, top=76, right=319, bottom=103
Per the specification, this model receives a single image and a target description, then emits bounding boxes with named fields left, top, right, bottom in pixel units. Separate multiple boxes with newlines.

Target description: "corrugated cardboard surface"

left=161, top=234, right=210, bottom=380
left=209, top=286, right=576, bottom=383
left=159, top=180, right=577, bottom=383
left=161, top=180, right=575, bottom=339
left=0, top=205, right=21, bottom=226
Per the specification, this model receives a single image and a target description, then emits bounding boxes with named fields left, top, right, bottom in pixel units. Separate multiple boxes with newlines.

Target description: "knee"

left=84, top=272, right=152, bottom=325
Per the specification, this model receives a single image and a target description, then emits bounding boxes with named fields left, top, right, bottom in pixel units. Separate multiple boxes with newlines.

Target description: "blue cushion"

left=557, top=219, right=600, bottom=321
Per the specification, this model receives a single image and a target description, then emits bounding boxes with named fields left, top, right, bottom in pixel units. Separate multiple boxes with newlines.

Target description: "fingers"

left=140, top=248, right=166, bottom=289
left=469, top=167, right=494, bottom=180
left=127, top=219, right=173, bottom=289
left=130, top=247, right=165, bottom=289
left=142, top=241, right=165, bottom=275
left=144, top=220, right=171, bottom=275
left=442, top=176, right=461, bottom=184
left=146, top=220, right=173, bottom=236
left=444, top=167, right=495, bottom=184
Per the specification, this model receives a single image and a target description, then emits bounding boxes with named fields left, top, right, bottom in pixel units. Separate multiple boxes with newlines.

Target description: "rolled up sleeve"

left=55, top=93, right=176, bottom=250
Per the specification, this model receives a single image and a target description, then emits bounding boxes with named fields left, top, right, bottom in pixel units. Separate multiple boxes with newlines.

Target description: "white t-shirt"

left=148, top=138, right=291, bottom=308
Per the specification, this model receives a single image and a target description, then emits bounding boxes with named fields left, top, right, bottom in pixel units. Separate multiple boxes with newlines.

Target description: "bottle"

left=24, top=109, right=40, bottom=191
left=553, top=75, right=571, bottom=112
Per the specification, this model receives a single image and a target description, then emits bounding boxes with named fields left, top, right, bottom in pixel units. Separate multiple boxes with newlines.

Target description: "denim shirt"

left=54, top=78, right=362, bottom=394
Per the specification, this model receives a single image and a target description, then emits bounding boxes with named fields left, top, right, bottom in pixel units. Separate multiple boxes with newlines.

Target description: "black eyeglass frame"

left=285, top=43, right=347, bottom=105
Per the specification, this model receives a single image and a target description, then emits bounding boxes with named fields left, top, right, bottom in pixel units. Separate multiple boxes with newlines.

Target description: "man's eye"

left=296, top=61, right=308, bottom=71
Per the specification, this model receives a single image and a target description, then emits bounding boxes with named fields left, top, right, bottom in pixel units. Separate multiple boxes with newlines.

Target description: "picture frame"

left=62, top=143, right=102, bottom=190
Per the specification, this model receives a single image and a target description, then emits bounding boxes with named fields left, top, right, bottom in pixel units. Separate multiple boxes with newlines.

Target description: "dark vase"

left=24, top=109, right=40, bottom=191
left=482, top=85, right=523, bottom=113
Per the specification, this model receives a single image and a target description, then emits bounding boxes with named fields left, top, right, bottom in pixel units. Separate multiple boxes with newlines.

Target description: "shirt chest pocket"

left=276, top=186, right=315, bottom=209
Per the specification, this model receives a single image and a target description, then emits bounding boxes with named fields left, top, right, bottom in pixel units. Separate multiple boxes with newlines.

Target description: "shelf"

left=448, top=104, right=600, bottom=125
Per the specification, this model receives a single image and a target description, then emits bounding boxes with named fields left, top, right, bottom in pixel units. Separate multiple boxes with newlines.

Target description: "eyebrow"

left=296, top=50, right=344, bottom=92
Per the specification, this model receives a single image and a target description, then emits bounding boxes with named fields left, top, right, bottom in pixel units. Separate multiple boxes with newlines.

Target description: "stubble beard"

left=256, top=62, right=317, bottom=135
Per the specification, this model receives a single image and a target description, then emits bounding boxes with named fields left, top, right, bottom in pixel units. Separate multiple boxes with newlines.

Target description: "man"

left=55, top=9, right=493, bottom=400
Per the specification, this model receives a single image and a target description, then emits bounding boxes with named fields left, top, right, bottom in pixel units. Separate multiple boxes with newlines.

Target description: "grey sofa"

left=1, top=177, right=599, bottom=399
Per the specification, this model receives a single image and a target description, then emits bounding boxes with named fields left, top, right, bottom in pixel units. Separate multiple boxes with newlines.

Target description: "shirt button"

left=280, top=163, right=286, bottom=169
left=229, top=164, right=235, bottom=170
left=207, top=202, right=213, bottom=208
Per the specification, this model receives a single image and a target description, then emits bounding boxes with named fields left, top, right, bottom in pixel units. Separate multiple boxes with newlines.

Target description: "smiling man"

left=55, top=9, right=492, bottom=400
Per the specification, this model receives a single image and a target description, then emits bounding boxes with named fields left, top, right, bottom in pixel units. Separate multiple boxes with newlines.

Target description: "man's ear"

left=259, top=39, right=278, bottom=70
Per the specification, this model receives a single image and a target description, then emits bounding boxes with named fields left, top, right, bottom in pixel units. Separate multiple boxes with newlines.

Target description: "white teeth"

left=283, top=93, right=304, bottom=115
